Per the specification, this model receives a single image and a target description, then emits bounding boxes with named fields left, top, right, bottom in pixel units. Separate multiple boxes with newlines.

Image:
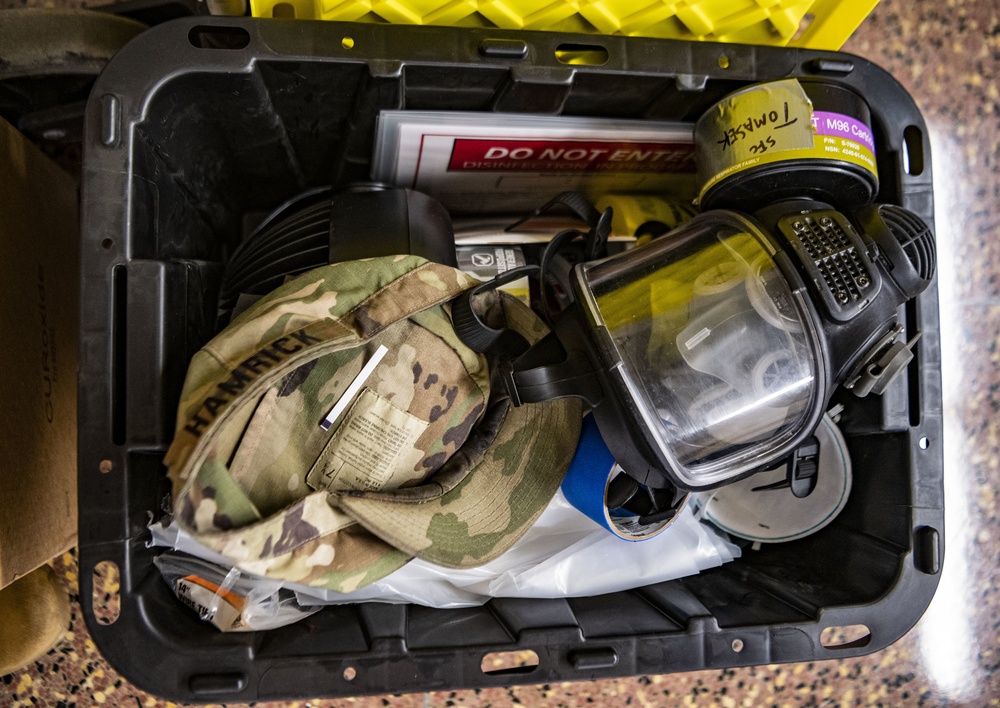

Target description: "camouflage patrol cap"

left=164, top=255, right=582, bottom=593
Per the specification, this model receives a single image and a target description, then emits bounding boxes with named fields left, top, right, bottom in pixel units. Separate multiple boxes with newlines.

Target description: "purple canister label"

left=811, top=111, right=876, bottom=153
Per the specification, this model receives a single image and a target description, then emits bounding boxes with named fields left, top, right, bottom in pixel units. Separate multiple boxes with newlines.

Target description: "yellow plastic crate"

left=249, top=0, right=878, bottom=50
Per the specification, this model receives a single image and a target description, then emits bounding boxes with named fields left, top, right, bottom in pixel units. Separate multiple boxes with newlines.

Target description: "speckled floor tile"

left=2, top=0, right=999, bottom=706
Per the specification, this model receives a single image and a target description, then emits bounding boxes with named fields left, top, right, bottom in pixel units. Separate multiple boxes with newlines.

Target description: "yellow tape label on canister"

left=695, top=79, right=878, bottom=203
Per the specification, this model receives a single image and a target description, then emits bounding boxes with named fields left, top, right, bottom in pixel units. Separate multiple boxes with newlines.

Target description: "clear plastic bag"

left=152, top=552, right=319, bottom=631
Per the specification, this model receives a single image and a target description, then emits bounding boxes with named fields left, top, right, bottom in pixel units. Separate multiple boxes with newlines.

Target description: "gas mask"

left=454, top=78, right=935, bottom=518
left=454, top=199, right=934, bottom=516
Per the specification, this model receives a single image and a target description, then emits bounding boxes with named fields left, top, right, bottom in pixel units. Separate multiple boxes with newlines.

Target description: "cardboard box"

left=0, top=117, right=79, bottom=590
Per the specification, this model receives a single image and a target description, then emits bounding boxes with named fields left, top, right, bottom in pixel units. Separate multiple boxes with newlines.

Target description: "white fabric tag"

left=308, top=388, right=428, bottom=492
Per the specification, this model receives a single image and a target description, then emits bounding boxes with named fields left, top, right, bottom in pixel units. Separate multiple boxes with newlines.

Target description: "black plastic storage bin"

left=79, top=18, right=943, bottom=703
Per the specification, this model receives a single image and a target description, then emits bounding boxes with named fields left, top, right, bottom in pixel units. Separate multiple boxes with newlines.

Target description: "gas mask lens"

left=579, top=213, right=823, bottom=489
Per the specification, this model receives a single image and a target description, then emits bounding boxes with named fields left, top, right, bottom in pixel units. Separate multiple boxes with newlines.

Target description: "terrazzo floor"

left=2, top=0, right=999, bottom=705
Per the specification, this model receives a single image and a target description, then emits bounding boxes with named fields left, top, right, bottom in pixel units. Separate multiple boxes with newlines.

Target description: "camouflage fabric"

left=165, top=255, right=582, bottom=592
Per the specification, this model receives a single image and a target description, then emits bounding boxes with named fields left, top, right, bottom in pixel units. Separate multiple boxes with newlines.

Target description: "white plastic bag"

left=151, top=491, right=739, bottom=613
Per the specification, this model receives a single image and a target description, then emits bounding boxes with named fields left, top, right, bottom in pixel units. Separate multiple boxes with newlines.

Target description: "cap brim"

left=337, top=394, right=582, bottom=569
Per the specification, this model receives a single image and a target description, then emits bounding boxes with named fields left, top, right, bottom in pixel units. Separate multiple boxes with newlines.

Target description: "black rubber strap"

left=586, top=207, right=613, bottom=260
left=505, top=191, right=601, bottom=232
left=752, top=436, right=821, bottom=499
left=606, top=474, right=687, bottom=523
left=606, top=474, right=640, bottom=509
left=537, top=228, right=585, bottom=324
left=451, top=265, right=539, bottom=360
left=505, top=191, right=611, bottom=259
